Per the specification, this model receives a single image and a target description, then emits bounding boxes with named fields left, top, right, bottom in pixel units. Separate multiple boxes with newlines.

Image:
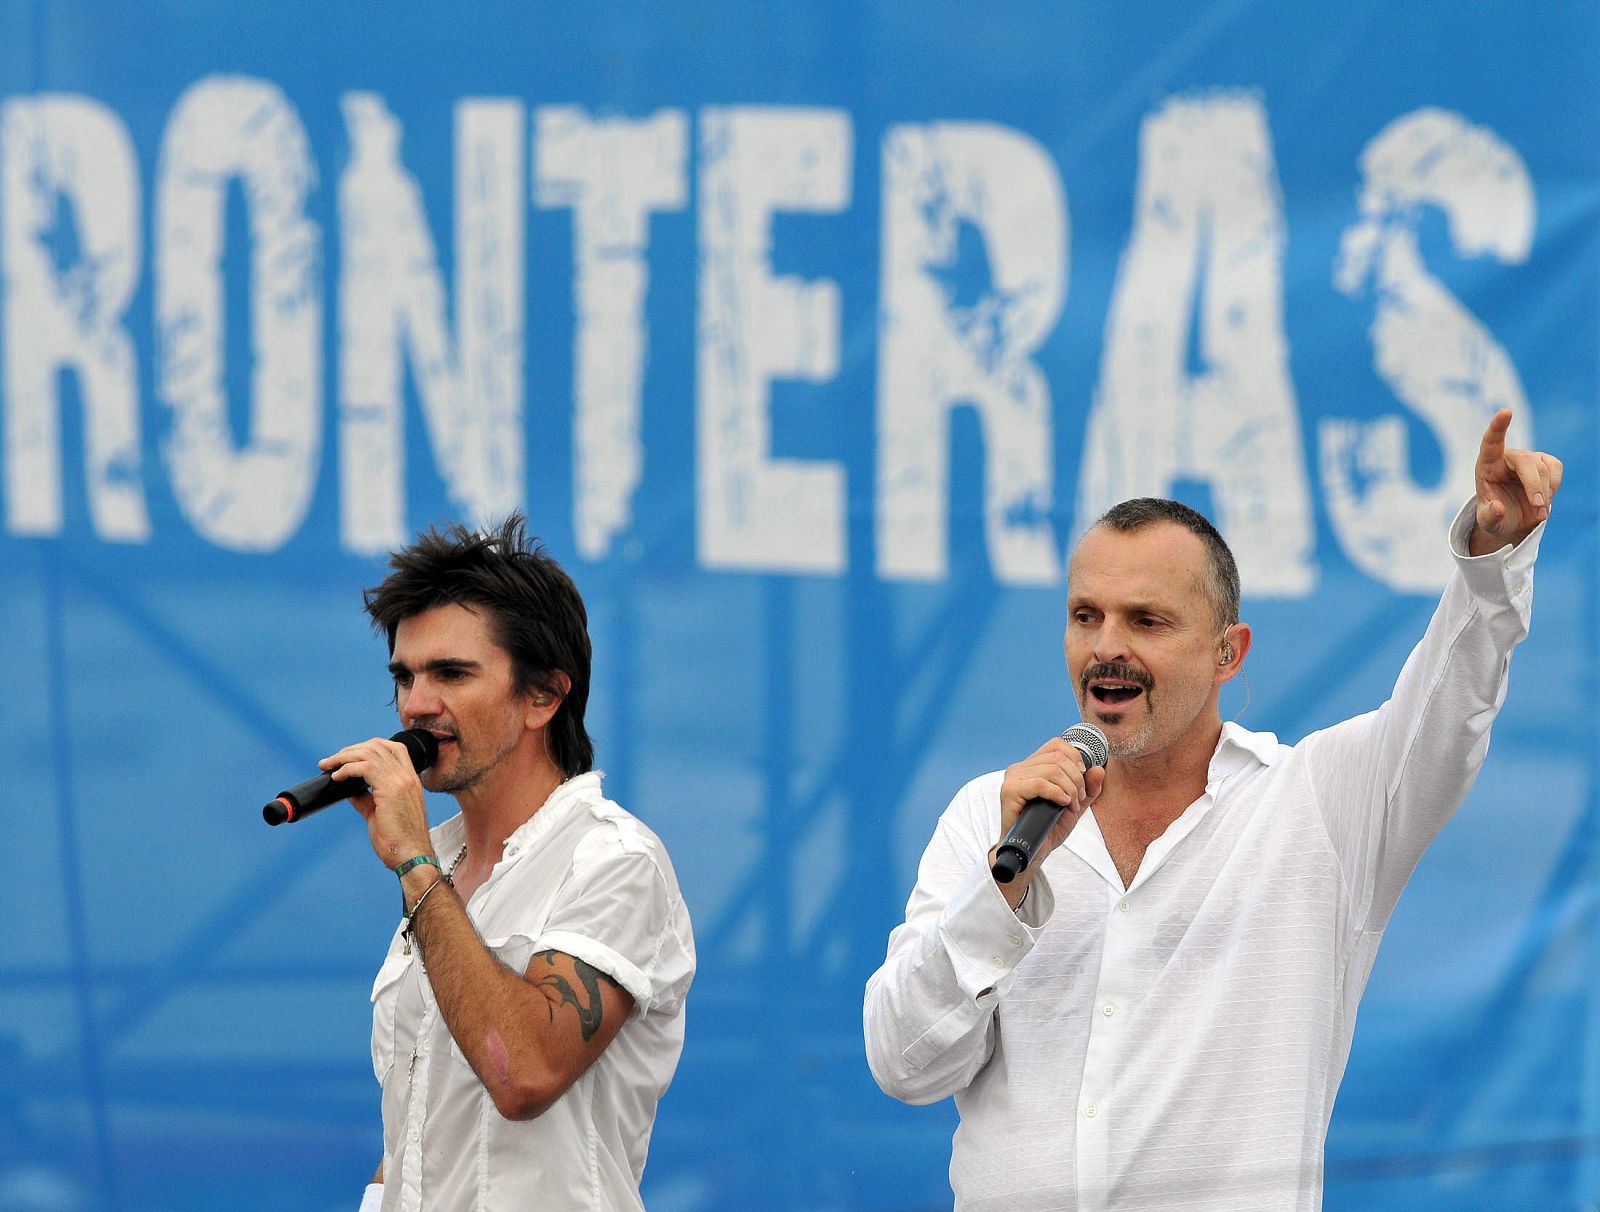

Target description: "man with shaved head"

left=866, top=410, right=1560, bottom=1211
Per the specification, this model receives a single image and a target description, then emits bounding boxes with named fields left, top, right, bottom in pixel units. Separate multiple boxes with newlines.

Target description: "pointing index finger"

left=1478, top=407, right=1513, bottom=467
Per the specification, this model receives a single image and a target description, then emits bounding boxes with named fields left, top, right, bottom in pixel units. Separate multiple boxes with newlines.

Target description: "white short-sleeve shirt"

left=371, top=772, right=695, bottom=1212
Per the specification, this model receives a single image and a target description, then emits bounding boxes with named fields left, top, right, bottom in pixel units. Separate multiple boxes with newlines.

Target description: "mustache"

left=1080, top=662, right=1154, bottom=694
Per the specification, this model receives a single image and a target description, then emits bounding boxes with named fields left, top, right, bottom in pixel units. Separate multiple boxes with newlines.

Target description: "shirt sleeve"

left=863, top=773, right=1056, bottom=1105
left=528, top=823, right=696, bottom=1016
left=1302, top=497, right=1544, bottom=935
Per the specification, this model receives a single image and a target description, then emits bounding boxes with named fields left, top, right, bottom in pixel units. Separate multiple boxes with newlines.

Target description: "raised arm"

left=1307, top=407, right=1558, bottom=932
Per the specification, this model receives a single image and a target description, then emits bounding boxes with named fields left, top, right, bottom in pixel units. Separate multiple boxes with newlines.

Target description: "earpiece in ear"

left=1219, top=644, right=1234, bottom=665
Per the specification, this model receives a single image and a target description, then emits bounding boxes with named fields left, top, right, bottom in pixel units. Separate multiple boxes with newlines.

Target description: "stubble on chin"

left=1105, top=721, right=1156, bottom=759
left=428, top=767, right=483, bottom=795
left=420, top=757, right=479, bottom=796
left=426, top=727, right=526, bottom=797
left=1080, top=696, right=1157, bottom=760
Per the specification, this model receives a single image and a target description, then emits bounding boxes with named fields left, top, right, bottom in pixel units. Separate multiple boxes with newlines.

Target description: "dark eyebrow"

left=387, top=657, right=481, bottom=677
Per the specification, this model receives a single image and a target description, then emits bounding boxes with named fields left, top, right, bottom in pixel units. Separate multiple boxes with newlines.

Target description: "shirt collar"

left=503, top=770, right=602, bottom=857
left=429, top=770, right=604, bottom=861
left=1208, top=721, right=1281, bottom=786
left=1061, top=723, right=1279, bottom=893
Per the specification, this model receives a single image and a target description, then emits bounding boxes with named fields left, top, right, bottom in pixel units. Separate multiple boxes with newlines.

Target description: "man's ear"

left=1216, top=622, right=1251, bottom=682
left=527, top=670, right=572, bottom=726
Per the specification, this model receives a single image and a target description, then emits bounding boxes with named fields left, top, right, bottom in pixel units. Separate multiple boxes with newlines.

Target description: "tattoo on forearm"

left=532, top=950, right=620, bottom=1042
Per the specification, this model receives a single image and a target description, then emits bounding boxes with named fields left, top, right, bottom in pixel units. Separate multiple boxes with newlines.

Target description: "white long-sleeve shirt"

left=864, top=502, right=1542, bottom=1211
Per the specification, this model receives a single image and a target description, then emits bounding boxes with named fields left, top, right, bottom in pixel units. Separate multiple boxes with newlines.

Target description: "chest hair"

left=1096, top=798, right=1192, bottom=888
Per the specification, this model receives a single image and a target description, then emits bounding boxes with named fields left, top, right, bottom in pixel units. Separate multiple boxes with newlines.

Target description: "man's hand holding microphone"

left=989, top=723, right=1109, bottom=910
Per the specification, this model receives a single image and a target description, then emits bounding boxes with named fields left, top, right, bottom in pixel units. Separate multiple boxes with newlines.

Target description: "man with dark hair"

left=327, top=515, right=694, bottom=1212
left=865, top=411, right=1560, bottom=1210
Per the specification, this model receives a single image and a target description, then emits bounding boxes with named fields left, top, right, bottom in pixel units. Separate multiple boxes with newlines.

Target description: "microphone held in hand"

left=262, top=729, right=440, bottom=826
left=991, top=723, right=1110, bottom=884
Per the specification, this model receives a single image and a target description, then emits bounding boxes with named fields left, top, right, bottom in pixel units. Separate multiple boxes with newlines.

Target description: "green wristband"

left=393, top=854, right=440, bottom=879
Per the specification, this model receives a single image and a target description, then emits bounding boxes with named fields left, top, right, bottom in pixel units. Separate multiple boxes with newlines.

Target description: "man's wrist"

left=393, top=853, right=439, bottom=879
left=1466, top=517, right=1506, bottom=557
left=400, top=863, right=448, bottom=902
left=1000, top=877, right=1031, bottom=914
left=400, top=871, right=453, bottom=951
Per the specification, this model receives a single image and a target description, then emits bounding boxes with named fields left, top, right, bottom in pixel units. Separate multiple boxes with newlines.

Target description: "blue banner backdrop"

left=3, top=2, right=1597, bottom=1209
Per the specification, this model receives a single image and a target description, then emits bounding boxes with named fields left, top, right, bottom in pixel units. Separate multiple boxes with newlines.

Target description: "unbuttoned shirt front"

left=371, top=772, right=695, bottom=1212
left=864, top=502, right=1542, bottom=1211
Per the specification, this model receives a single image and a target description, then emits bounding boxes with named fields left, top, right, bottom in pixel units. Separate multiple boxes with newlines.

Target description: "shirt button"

left=1008, top=934, right=1023, bottom=947
left=1118, top=901, right=1130, bottom=912
left=1085, top=1105, right=1097, bottom=1118
left=1102, top=1004, right=1115, bottom=1017
left=993, top=957, right=1005, bottom=968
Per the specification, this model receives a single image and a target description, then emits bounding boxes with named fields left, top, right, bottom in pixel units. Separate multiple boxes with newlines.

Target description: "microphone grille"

left=1061, top=722, right=1110, bottom=769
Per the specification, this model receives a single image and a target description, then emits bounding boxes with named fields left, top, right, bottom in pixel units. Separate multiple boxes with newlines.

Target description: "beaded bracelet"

left=393, top=854, right=440, bottom=879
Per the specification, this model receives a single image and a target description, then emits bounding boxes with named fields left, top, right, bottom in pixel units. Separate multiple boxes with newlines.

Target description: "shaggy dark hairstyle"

left=364, top=514, right=594, bottom=777
left=1093, top=498, right=1241, bottom=628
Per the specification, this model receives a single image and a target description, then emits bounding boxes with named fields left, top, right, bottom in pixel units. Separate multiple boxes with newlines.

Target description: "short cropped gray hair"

left=1092, top=498, right=1241, bottom=628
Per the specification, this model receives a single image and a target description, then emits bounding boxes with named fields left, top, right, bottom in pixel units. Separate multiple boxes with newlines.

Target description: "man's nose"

left=402, top=678, right=443, bottom=723
left=1092, top=621, right=1132, bottom=664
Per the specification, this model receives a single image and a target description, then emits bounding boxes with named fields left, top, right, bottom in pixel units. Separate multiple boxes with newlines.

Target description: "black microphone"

left=990, top=722, right=1110, bottom=883
left=262, top=729, right=440, bottom=826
